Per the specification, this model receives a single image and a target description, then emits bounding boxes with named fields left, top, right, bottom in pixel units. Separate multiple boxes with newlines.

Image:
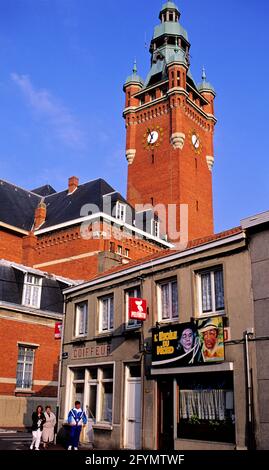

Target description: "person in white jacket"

left=42, top=406, right=56, bottom=449
left=67, top=401, right=87, bottom=450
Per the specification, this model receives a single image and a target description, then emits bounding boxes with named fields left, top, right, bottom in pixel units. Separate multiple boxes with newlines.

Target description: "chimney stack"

left=34, top=201, right=47, bottom=230
left=68, top=176, right=79, bottom=194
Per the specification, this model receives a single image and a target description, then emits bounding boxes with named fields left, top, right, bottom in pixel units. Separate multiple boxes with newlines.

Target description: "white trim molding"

left=170, top=132, right=185, bottom=150
left=151, top=362, right=234, bottom=376
left=206, top=155, right=215, bottom=171
left=126, top=149, right=136, bottom=165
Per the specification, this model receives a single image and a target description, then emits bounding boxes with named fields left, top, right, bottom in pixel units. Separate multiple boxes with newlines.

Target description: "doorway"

left=124, top=364, right=141, bottom=449
left=158, top=380, right=174, bottom=450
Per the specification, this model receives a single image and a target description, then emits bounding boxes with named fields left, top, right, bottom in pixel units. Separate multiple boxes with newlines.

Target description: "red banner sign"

left=128, top=298, right=147, bottom=321
left=55, top=322, right=62, bottom=339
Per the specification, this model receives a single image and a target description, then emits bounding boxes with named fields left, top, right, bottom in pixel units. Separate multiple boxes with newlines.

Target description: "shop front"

left=152, top=317, right=236, bottom=450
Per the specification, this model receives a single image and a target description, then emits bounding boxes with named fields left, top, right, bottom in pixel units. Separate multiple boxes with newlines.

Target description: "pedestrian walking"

left=30, top=405, right=46, bottom=450
left=67, top=401, right=87, bottom=450
left=42, top=405, right=56, bottom=449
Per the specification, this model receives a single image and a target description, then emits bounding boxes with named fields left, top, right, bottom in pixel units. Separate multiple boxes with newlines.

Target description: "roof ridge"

left=44, top=177, right=111, bottom=199
left=0, top=178, right=42, bottom=198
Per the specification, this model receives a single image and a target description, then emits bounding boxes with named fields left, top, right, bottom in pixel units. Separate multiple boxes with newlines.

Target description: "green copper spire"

left=124, top=61, right=144, bottom=88
left=197, top=66, right=216, bottom=95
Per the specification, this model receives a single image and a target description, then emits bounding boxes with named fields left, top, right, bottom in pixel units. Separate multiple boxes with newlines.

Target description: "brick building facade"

left=0, top=259, right=76, bottom=428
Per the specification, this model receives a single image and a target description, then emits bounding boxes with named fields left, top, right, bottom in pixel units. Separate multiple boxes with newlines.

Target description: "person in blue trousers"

left=67, top=401, right=87, bottom=450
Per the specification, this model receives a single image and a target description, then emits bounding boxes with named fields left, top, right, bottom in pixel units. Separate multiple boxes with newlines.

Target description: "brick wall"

left=0, top=229, right=23, bottom=263
left=0, top=316, right=60, bottom=398
left=125, top=84, right=215, bottom=243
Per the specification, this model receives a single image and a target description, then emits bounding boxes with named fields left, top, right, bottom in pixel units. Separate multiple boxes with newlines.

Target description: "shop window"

left=125, top=286, right=142, bottom=329
left=86, top=366, right=114, bottom=424
left=177, top=373, right=235, bottom=443
left=74, top=302, right=88, bottom=337
left=157, top=279, right=178, bottom=322
left=22, top=274, right=42, bottom=308
left=197, top=267, right=224, bottom=315
left=73, top=382, right=84, bottom=405
left=99, top=295, right=114, bottom=332
left=16, top=345, right=35, bottom=389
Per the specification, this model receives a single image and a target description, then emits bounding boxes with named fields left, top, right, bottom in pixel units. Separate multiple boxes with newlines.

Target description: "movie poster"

left=152, top=316, right=224, bottom=367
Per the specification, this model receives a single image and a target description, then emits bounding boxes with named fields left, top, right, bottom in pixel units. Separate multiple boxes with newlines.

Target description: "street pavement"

left=0, top=430, right=65, bottom=451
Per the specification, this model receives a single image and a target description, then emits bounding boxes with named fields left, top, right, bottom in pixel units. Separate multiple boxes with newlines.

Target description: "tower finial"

left=202, top=66, right=206, bottom=81
left=133, top=59, right=137, bottom=75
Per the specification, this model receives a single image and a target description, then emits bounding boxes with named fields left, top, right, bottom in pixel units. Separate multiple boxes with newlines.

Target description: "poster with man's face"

left=197, top=316, right=224, bottom=362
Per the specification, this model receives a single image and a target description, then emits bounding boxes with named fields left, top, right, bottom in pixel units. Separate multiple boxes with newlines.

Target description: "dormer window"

left=116, top=202, right=126, bottom=222
left=22, top=274, right=42, bottom=309
left=151, top=219, right=160, bottom=238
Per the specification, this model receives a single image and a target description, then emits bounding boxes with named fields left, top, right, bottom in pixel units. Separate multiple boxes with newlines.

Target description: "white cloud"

left=11, top=73, right=84, bottom=148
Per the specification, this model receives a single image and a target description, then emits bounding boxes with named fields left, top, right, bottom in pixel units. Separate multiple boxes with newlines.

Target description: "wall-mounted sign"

left=72, top=344, right=110, bottom=360
left=129, top=298, right=147, bottom=321
left=224, top=327, right=231, bottom=342
left=55, top=322, right=62, bottom=339
left=152, top=316, right=224, bottom=367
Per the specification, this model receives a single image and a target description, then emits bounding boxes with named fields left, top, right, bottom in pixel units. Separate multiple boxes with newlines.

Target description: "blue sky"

left=0, top=0, right=268, bottom=233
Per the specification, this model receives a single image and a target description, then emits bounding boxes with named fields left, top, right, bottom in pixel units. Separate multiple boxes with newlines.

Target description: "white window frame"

left=157, top=279, right=179, bottom=322
left=125, top=286, right=142, bottom=329
left=115, top=201, right=126, bottom=222
left=117, top=245, right=123, bottom=255
left=98, top=367, right=114, bottom=424
left=22, top=274, right=42, bottom=309
left=67, top=364, right=114, bottom=426
left=99, top=296, right=114, bottom=333
left=196, top=267, right=225, bottom=316
left=74, top=302, right=88, bottom=337
left=151, top=219, right=160, bottom=238
left=16, top=345, right=35, bottom=390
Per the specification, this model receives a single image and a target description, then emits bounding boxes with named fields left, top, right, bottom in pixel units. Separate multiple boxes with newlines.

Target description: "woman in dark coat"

left=30, top=405, right=46, bottom=450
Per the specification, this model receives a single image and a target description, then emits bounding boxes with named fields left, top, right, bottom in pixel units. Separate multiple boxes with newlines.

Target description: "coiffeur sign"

left=128, top=298, right=147, bottom=321
left=152, top=316, right=224, bottom=367
left=72, top=344, right=110, bottom=360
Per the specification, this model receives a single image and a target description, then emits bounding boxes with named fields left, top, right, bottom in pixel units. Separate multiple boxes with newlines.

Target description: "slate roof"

left=0, top=179, right=41, bottom=231
left=0, top=177, right=131, bottom=232
left=32, top=184, right=56, bottom=197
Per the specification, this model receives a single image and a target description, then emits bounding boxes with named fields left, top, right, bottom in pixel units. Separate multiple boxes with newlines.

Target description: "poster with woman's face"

left=152, top=317, right=224, bottom=367
left=152, top=322, right=203, bottom=367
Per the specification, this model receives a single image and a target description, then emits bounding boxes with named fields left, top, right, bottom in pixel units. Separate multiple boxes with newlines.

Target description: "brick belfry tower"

left=123, top=2, right=216, bottom=243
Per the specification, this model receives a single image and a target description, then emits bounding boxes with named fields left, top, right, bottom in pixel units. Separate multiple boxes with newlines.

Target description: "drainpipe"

left=56, top=298, right=67, bottom=438
left=244, top=328, right=254, bottom=449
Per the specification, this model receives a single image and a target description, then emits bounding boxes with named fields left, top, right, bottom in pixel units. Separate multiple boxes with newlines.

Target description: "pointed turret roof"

left=124, top=60, right=144, bottom=87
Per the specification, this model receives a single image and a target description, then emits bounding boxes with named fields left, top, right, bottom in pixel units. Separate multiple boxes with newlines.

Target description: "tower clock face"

left=143, top=126, right=164, bottom=149
left=147, top=130, right=159, bottom=144
left=189, top=130, right=202, bottom=155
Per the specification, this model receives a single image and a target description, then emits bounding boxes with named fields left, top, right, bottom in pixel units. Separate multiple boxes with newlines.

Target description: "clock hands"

left=147, top=128, right=154, bottom=144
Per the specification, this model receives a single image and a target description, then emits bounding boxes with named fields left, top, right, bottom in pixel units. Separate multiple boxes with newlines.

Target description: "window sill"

left=71, top=336, right=87, bottom=343
left=22, top=303, right=40, bottom=310
left=92, top=423, right=113, bottom=431
left=94, top=332, right=113, bottom=341
left=158, top=319, right=179, bottom=326
left=124, top=325, right=141, bottom=334
left=196, top=311, right=226, bottom=318
left=15, top=388, right=34, bottom=395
